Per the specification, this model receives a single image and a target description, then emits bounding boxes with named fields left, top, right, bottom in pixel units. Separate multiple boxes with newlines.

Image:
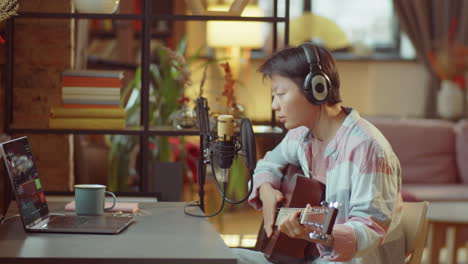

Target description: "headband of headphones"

left=302, top=44, right=321, bottom=67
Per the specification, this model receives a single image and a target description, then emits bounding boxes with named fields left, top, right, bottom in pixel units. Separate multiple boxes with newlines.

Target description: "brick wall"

left=0, top=21, right=4, bottom=213
left=0, top=0, right=74, bottom=208
left=0, top=63, right=3, bottom=213
left=0, top=64, right=4, bottom=132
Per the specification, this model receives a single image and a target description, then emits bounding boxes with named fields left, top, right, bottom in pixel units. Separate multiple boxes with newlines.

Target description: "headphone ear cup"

left=311, top=73, right=330, bottom=104
left=300, top=44, right=332, bottom=105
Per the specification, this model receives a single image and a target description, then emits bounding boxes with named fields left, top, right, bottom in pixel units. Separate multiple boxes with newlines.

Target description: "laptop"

left=0, top=136, right=134, bottom=234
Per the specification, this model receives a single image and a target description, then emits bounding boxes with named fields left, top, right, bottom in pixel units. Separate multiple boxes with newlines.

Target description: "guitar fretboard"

left=275, top=207, right=326, bottom=226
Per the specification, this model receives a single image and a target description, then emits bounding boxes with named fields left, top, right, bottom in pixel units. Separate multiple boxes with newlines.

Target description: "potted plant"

left=0, top=0, right=18, bottom=23
left=106, top=37, right=207, bottom=194
left=0, top=0, right=18, bottom=46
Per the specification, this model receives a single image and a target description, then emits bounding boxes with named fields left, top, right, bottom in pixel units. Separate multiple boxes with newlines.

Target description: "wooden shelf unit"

left=2, top=0, right=289, bottom=196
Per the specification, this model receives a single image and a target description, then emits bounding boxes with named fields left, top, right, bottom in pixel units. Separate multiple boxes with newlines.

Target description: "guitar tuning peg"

left=321, top=201, right=342, bottom=208
left=331, top=202, right=342, bottom=208
left=321, top=234, right=331, bottom=243
left=309, top=231, right=319, bottom=240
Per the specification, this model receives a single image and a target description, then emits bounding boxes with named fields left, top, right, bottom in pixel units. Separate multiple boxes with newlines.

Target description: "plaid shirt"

left=249, top=108, right=405, bottom=264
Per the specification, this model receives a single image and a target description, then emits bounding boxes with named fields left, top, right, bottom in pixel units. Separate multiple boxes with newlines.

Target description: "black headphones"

left=300, top=43, right=331, bottom=105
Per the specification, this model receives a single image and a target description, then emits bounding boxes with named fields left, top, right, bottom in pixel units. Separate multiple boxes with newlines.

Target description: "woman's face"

left=271, top=74, right=317, bottom=130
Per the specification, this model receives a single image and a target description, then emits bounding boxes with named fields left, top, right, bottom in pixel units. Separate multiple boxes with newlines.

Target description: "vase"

left=73, top=0, right=120, bottom=14
left=171, top=105, right=197, bottom=129
left=436, top=80, right=464, bottom=120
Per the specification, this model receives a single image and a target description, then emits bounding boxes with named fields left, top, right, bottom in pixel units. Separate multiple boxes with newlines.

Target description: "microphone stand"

left=197, top=135, right=206, bottom=213
left=196, top=97, right=211, bottom=213
left=194, top=97, right=257, bottom=212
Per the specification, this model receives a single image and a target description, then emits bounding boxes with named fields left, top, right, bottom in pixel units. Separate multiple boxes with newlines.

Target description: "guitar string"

left=277, top=208, right=327, bottom=214
left=277, top=209, right=323, bottom=212
left=277, top=208, right=319, bottom=211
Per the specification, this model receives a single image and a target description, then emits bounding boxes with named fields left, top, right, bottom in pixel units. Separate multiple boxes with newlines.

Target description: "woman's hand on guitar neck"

left=259, top=183, right=284, bottom=238
left=278, top=204, right=334, bottom=247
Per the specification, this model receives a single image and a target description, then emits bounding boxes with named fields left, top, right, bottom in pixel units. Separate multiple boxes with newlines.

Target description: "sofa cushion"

left=403, top=184, right=468, bottom=201
left=400, top=190, right=420, bottom=202
left=455, top=119, right=468, bottom=183
left=367, top=118, right=458, bottom=184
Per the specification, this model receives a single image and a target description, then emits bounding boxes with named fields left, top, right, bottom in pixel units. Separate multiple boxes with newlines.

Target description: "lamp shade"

left=289, top=12, right=350, bottom=51
left=206, top=6, right=264, bottom=48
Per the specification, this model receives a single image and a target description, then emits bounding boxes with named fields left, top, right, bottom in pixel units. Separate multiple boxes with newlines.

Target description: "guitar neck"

left=275, top=206, right=338, bottom=236
left=275, top=207, right=308, bottom=226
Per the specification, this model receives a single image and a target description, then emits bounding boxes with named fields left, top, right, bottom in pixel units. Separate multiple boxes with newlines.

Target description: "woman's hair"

left=258, top=43, right=342, bottom=104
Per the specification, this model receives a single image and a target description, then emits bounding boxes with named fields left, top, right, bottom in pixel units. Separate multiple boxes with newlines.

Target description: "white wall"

left=188, top=58, right=430, bottom=122
left=338, top=61, right=429, bottom=118
left=185, top=19, right=430, bottom=121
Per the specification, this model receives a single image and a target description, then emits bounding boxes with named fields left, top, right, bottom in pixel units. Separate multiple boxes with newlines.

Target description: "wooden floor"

left=208, top=204, right=262, bottom=233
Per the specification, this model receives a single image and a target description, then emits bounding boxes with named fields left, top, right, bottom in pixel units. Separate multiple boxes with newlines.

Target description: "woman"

left=234, top=43, right=404, bottom=264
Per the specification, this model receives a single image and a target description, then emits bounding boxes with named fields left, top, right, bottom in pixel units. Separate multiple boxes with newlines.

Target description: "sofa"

left=367, top=117, right=468, bottom=201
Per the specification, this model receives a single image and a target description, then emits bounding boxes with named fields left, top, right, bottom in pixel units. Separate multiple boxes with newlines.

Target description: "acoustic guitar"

left=255, top=165, right=339, bottom=263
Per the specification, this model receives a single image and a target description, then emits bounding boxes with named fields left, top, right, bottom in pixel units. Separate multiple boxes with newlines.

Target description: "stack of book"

left=49, top=70, right=127, bottom=130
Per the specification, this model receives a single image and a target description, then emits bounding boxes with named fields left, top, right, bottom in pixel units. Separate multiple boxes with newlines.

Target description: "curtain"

left=393, top=0, right=468, bottom=118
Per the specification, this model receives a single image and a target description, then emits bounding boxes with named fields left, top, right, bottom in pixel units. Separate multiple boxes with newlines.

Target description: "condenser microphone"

left=214, top=115, right=236, bottom=182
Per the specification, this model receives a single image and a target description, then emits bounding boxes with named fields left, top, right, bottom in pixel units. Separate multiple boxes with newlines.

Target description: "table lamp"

left=206, top=5, right=264, bottom=76
left=289, top=12, right=350, bottom=51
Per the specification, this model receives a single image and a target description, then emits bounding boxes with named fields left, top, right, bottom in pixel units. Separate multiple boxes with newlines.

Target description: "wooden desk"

left=0, top=200, right=237, bottom=264
left=426, top=201, right=468, bottom=264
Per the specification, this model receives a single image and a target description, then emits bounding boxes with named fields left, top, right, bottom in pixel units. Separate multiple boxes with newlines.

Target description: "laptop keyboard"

left=31, top=214, right=134, bottom=232
left=47, top=215, right=89, bottom=228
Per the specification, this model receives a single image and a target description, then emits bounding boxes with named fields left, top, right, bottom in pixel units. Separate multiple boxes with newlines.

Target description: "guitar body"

left=255, top=165, right=326, bottom=262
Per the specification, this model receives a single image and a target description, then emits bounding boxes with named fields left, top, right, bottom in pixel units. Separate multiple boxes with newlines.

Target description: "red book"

left=62, top=104, right=121, bottom=109
left=62, top=76, right=122, bottom=88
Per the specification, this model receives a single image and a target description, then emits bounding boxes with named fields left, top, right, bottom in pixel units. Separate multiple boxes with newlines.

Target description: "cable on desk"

left=184, top=182, right=227, bottom=218
left=0, top=214, right=19, bottom=224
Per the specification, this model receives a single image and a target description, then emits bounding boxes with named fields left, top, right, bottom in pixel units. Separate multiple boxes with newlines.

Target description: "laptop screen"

left=1, top=136, right=49, bottom=227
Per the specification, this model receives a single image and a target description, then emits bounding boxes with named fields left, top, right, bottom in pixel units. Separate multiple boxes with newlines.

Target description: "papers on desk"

left=65, top=201, right=139, bottom=213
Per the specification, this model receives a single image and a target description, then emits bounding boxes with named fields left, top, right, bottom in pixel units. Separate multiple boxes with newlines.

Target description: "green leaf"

left=176, top=35, right=188, bottom=54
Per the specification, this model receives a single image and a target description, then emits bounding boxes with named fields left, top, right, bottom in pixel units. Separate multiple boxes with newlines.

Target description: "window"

left=312, top=0, right=395, bottom=51
left=259, top=0, right=416, bottom=60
